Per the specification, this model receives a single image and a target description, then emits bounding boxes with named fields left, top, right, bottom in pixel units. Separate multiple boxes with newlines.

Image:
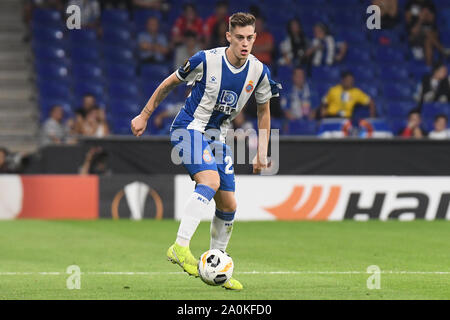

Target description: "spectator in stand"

left=132, top=0, right=165, bottom=10
left=278, top=18, right=309, bottom=67
left=40, top=105, right=71, bottom=146
left=74, top=93, right=98, bottom=134
left=68, top=0, right=101, bottom=32
left=208, top=20, right=228, bottom=48
left=23, top=0, right=66, bottom=41
left=281, top=67, right=312, bottom=120
left=79, top=146, right=111, bottom=175
left=204, top=1, right=229, bottom=46
left=319, top=71, right=376, bottom=119
left=100, top=0, right=132, bottom=11
left=171, top=3, right=204, bottom=46
left=428, top=114, right=450, bottom=139
left=251, top=16, right=274, bottom=66
left=174, top=30, right=202, bottom=71
left=306, top=23, right=347, bottom=67
left=373, top=0, right=400, bottom=29
left=81, top=107, right=110, bottom=138
left=405, top=0, right=449, bottom=66
left=138, top=16, right=169, bottom=64
left=414, top=62, right=450, bottom=107
left=0, top=147, right=10, bottom=173
left=399, top=109, right=425, bottom=138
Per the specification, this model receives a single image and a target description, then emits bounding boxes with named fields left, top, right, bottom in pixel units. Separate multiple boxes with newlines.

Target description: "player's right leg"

left=167, top=129, right=220, bottom=277
left=167, top=170, right=220, bottom=277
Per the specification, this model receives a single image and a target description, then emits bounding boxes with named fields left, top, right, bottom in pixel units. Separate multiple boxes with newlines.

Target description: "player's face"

left=226, top=25, right=256, bottom=60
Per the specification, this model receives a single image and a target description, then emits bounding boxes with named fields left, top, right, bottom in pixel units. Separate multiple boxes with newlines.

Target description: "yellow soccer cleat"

left=222, top=277, right=243, bottom=291
left=166, top=243, right=199, bottom=277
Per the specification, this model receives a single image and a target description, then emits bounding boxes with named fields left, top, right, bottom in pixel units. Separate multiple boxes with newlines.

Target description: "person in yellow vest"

left=320, top=71, right=376, bottom=118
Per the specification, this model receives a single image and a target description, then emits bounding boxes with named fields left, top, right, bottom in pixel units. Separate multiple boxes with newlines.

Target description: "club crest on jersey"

left=245, top=80, right=254, bottom=93
left=203, top=149, right=212, bottom=162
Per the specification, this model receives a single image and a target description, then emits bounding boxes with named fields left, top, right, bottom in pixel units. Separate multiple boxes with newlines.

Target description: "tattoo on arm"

left=154, top=81, right=177, bottom=106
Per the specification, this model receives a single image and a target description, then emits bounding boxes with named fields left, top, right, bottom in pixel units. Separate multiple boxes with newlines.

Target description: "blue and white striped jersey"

left=171, top=47, right=280, bottom=140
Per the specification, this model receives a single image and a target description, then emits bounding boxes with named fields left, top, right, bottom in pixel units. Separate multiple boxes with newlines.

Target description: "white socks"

left=210, top=209, right=235, bottom=251
left=176, top=184, right=216, bottom=247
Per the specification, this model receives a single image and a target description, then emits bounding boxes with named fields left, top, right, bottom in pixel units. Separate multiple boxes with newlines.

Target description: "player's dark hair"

left=228, top=12, right=256, bottom=31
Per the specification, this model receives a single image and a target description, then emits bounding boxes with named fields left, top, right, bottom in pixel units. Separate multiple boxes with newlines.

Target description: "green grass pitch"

left=0, top=220, right=449, bottom=300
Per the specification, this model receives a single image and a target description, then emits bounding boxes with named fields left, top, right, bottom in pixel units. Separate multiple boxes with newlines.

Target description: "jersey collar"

left=223, top=47, right=249, bottom=74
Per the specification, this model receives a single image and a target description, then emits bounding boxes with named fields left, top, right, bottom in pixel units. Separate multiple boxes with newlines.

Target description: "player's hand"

left=252, top=154, right=270, bottom=174
left=131, top=114, right=148, bottom=137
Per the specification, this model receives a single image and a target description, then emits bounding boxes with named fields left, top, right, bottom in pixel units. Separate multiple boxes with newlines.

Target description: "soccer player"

left=131, top=12, right=279, bottom=290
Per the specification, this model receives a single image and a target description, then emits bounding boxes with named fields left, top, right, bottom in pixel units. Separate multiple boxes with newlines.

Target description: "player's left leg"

left=208, top=142, right=243, bottom=290
left=211, top=190, right=236, bottom=251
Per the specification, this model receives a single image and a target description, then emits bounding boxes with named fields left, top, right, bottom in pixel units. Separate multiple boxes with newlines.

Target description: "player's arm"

left=253, top=100, right=271, bottom=174
left=131, top=72, right=182, bottom=137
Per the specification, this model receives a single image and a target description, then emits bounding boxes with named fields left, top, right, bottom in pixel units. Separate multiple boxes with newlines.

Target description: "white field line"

left=0, top=271, right=449, bottom=275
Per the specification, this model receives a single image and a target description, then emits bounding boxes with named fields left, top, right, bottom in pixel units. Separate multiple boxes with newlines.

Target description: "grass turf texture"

left=0, top=220, right=449, bottom=300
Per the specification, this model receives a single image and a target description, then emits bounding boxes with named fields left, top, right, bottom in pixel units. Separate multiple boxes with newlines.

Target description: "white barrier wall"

left=175, top=175, right=450, bottom=221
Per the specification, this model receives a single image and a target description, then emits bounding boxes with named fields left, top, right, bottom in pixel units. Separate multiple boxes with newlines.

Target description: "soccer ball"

left=198, top=249, right=234, bottom=286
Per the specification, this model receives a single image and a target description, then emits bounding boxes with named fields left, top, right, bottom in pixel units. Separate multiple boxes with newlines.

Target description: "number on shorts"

left=224, top=156, right=233, bottom=174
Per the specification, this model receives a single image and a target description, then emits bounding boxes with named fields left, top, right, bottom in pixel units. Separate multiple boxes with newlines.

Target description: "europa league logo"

left=111, top=181, right=163, bottom=220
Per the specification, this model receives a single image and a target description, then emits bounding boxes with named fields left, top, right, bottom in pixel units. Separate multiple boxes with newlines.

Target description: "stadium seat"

left=34, top=45, right=67, bottom=62
left=67, top=29, right=97, bottom=45
left=384, top=83, right=414, bottom=101
left=102, top=46, right=135, bottom=63
left=318, top=118, right=350, bottom=137
left=375, top=46, right=405, bottom=62
left=387, top=101, right=416, bottom=118
left=108, top=99, right=141, bottom=116
left=345, top=47, right=372, bottom=64
left=311, top=66, right=341, bottom=83
left=71, top=63, right=103, bottom=81
left=74, top=81, right=104, bottom=98
left=35, top=62, right=69, bottom=82
left=379, top=64, right=410, bottom=81
left=32, top=9, right=62, bottom=27
left=102, top=28, right=133, bottom=47
left=409, top=63, right=431, bottom=81
left=388, top=118, right=407, bottom=135
left=285, top=120, right=317, bottom=135
left=70, top=46, right=101, bottom=63
left=422, top=102, right=450, bottom=119
left=108, top=82, right=140, bottom=100
left=104, top=63, right=136, bottom=81
left=38, top=81, right=71, bottom=100
left=359, top=118, right=393, bottom=138
left=141, top=64, right=171, bottom=81
left=32, top=27, right=65, bottom=46
left=101, top=9, right=130, bottom=24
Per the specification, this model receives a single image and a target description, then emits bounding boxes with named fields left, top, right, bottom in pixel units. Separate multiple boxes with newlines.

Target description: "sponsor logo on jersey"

left=214, top=90, right=238, bottom=115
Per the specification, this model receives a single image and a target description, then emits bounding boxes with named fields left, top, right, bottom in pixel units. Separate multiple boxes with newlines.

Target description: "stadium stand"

left=26, top=0, right=450, bottom=139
